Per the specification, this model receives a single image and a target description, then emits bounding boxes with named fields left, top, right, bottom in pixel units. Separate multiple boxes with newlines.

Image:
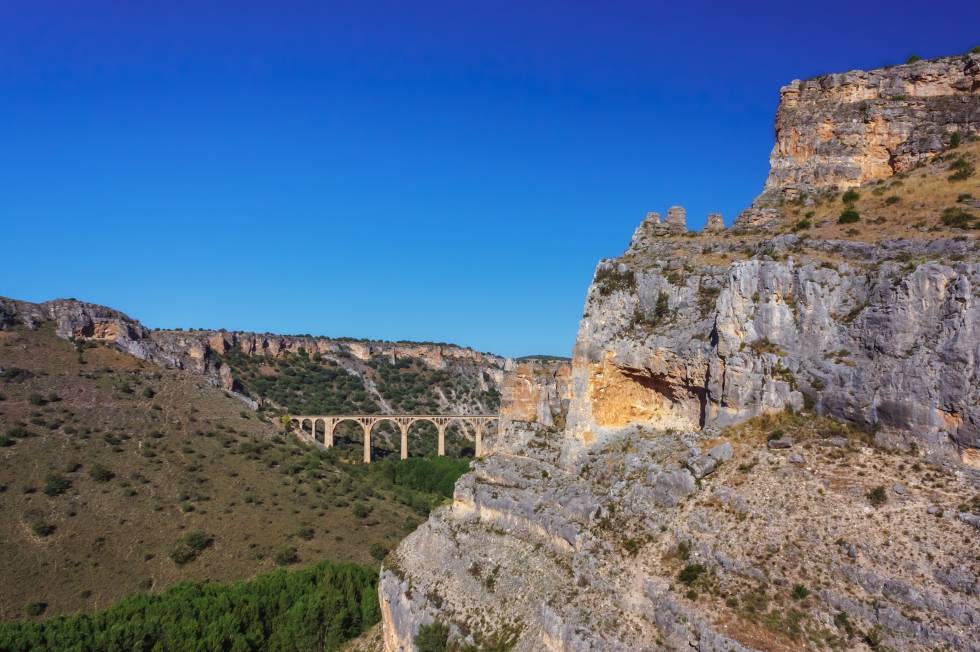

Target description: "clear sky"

left=2, top=1, right=977, bottom=357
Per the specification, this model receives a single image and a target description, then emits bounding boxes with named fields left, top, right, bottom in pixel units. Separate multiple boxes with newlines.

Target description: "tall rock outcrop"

left=379, top=49, right=980, bottom=652
left=767, top=52, right=979, bottom=195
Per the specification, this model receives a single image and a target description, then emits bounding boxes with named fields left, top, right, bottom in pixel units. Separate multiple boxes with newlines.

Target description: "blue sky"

left=2, top=1, right=977, bottom=357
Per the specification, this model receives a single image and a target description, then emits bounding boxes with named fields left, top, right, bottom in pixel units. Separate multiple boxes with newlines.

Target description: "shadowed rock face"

left=763, top=52, right=979, bottom=197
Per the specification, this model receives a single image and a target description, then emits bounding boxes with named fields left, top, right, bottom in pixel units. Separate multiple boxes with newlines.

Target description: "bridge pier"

left=399, top=422, right=409, bottom=460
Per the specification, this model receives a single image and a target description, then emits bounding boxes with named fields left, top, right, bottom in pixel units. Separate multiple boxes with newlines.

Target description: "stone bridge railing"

left=289, top=414, right=499, bottom=463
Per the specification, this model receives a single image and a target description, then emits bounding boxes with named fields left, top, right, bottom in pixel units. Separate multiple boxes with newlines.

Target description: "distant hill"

left=0, top=322, right=469, bottom=620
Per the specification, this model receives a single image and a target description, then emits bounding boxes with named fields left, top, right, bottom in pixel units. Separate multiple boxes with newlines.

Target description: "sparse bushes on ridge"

left=594, top=265, right=636, bottom=296
left=838, top=208, right=860, bottom=224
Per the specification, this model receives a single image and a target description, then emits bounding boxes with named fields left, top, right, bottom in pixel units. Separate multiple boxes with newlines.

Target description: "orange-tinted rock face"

left=583, top=353, right=705, bottom=433
left=87, top=321, right=122, bottom=342
left=499, top=360, right=571, bottom=426
left=764, top=53, right=979, bottom=194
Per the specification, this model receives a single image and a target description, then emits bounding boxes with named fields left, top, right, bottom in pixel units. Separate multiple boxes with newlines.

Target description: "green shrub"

left=678, top=563, right=706, bottom=585
left=182, top=531, right=213, bottom=552
left=90, top=464, right=115, bottom=482
left=0, top=436, right=14, bottom=448
left=274, top=546, right=299, bottom=566
left=941, top=206, right=977, bottom=228
left=653, top=291, right=670, bottom=323
left=352, top=502, right=372, bottom=518
left=791, top=584, right=810, bottom=600
left=369, top=543, right=388, bottom=561
left=0, top=368, right=31, bottom=382
left=884, top=195, right=901, bottom=205
left=296, top=526, right=315, bottom=541
left=867, top=485, right=887, bottom=508
left=43, top=474, right=72, bottom=497
left=24, top=603, right=46, bottom=618
left=949, top=157, right=975, bottom=182
left=169, top=546, right=197, bottom=566
left=28, top=394, right=45, bottom=406
left=31, top=520, right=55, bottom=537
left=415, top=621, right=451, bottom=652
left=841, top=189, right=860, bottom=204
left=834, top=611, right=856, bottom=638
left=170, top=531, right=213, bottom=566
left=792, top=219, right=812, bottom=231
left=948, top=132, right=961, bottom=149
left=141, top=387, right=156, bottom=398
left=906, top=54, right=921, bottom=63
left=838, top=209, right=860, bottom=224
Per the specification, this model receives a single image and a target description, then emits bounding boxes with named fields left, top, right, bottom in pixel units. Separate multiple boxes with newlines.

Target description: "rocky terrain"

left=0, top=297, right=508, bottom=416
left=0, top=297, right=527, bottom=457
left=378, top=50, right=980, bottom=651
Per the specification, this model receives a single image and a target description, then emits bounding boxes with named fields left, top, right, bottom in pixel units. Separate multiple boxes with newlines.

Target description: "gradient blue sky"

left=2, top=1, right=977, bottom=356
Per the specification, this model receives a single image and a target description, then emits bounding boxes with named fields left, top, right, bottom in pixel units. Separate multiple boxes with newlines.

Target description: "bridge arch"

left=288, top=414, right=498, bottom=463
left=405, top=418, right=439, bottom=458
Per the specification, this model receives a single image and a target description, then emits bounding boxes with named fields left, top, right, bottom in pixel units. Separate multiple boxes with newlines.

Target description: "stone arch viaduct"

left=289, top=414, right=499, bottom=463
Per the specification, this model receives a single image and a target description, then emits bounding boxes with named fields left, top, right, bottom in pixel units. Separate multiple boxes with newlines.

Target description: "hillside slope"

left=0, top=324, right=463, bottom=620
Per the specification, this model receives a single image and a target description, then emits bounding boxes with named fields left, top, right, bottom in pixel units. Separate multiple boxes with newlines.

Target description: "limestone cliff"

left=379, top=51, right=980, bottom=652
left=0, top=297, right=509, bottom=415
left=498, top=360, right=571, bottom=427
left=766, top=52, right=979, bottom=195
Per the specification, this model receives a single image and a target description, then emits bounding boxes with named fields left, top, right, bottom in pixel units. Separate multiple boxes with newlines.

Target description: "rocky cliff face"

left=379, top=51, right=980, bottom=652
left=498, top=360, right=571, bottom=427
left=756, top=52, right=979, bottom=209
left=566, top=230, right=979, bottom=465
left=0, top=297, right=510, bottom=415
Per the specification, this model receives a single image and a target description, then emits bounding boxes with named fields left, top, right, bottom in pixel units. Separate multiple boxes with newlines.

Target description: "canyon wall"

left=565, top=231, right=979, bottom=465
left=764, top=52, right=979, bottom=198
left=0, top=297, right=509, bottom=410
left=379, top=49, right=980, bottom=652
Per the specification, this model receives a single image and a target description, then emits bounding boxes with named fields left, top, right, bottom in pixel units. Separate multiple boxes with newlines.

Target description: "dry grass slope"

left=0, top=326, right=435, bottom=620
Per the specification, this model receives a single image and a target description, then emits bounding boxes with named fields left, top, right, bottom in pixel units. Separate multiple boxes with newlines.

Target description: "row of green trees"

left=0, top=561, right=379, bottom=652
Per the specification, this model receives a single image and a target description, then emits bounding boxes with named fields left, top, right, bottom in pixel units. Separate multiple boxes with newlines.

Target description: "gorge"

left=0, top=46, right=978, bottom=652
